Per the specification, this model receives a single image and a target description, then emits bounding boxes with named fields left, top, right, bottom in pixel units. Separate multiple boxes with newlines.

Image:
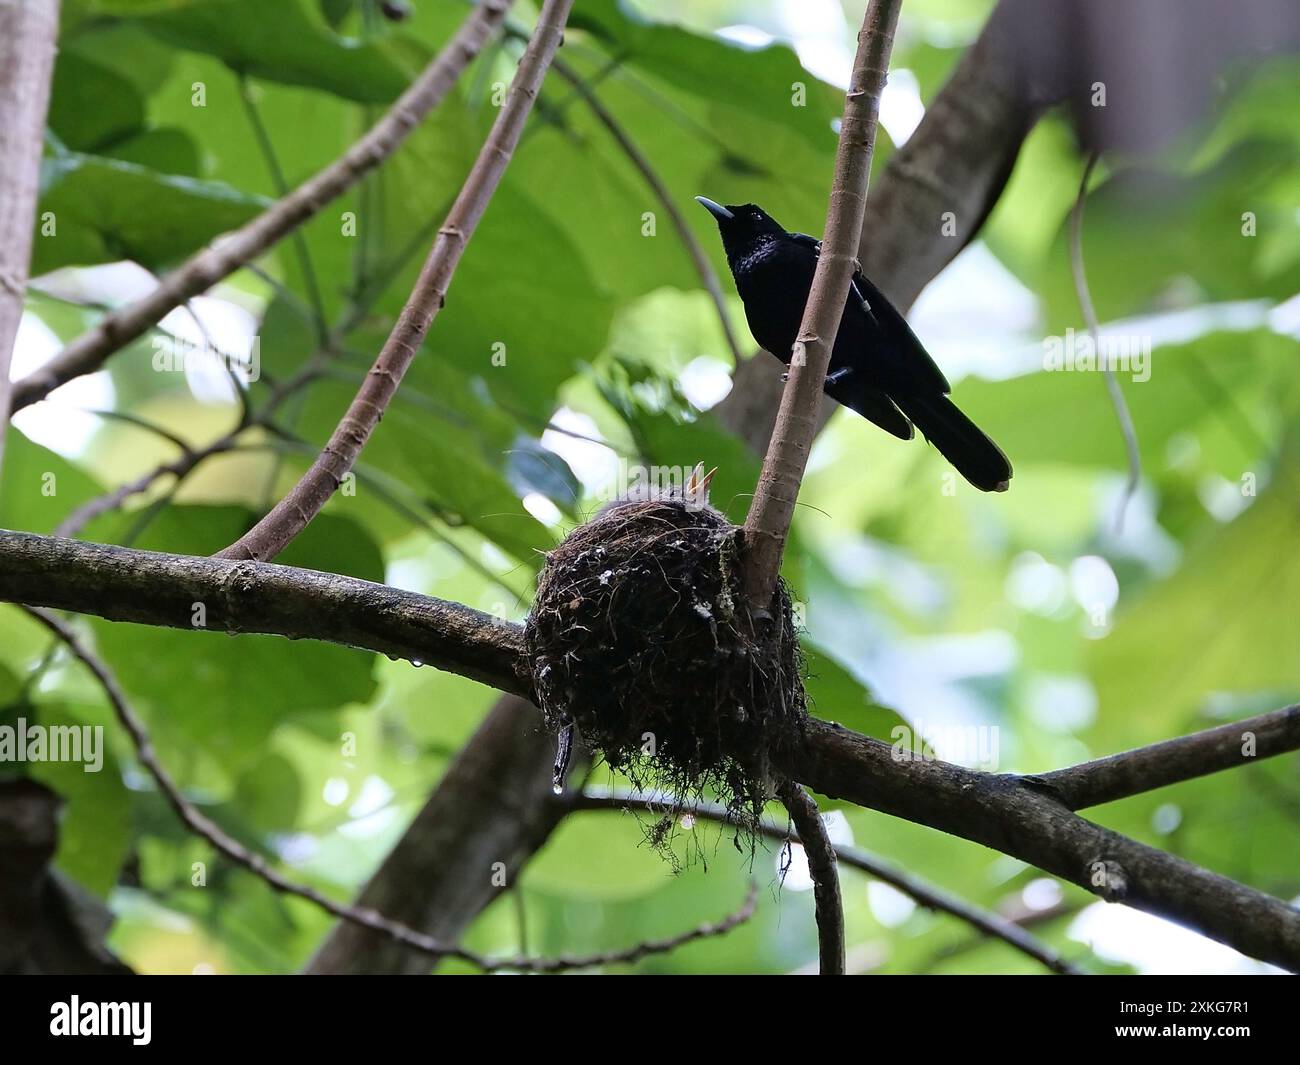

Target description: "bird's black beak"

left=695, top=196, right=734, bottom=222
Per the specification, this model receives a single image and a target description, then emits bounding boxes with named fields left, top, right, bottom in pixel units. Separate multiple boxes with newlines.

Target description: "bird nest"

left=525, top=498, right=808, bottom=826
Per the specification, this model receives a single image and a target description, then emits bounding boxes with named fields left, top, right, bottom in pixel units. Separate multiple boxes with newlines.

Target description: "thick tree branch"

left=0, top=0, right=59, bottom=472
left=4, top=528, right=1297, bottom=968
left=1038, top=704, right=1300, bottom=811
left=741, top=0, right=903, bottom=610
left=792, top=723, right=1300, bottom=971
left=0, top=530, right=531, bottom=696
left=573, top=788, right=1082, bottom=975
left=8, top=0, right=510, bottom=413
left=216, top=0, right=574, bottom=562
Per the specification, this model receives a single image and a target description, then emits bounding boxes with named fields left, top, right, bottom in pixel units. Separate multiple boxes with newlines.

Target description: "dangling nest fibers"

left=525, top=498, right=808, bottom=828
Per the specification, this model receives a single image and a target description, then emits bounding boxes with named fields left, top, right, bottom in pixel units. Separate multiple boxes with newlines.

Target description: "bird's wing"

left=788, top=233, right=878, bottom=326
left=827, top=380, right=914, bottom=440
left=790, top=231, right=951, bottom=395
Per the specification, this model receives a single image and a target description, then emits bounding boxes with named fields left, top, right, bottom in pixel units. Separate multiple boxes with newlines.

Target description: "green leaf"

left=23, top=702, right=132, bottom=898
left=48, top=52, right=147, bottom=152
left=802, top=641, right=906, bottom=741
left=34, top=151, right=268, bottom=273
left=1090, top=471, right=1300, bottom=745
left=105, top=128, right=203, bottom=176
left=571, top=0, right=842, bottom=146
left=957, top=329, right=1297, bottom=475
left=0, top=429, right=103, bottom=535
left=527, top=811, right=673, bottom=900
left=1037, top=143, right=1300, bottom=331
left=137, top=0, right=412, bottom=103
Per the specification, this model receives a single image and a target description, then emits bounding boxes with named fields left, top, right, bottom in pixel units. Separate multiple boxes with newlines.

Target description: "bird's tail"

left=893, top=394, right=1012, bottom=492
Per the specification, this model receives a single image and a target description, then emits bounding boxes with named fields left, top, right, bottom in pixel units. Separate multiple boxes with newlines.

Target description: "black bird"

left=696, top=197, right=1012, bottom=492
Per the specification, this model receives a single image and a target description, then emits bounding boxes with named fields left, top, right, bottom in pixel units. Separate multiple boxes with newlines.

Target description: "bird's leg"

left=785, top=367, right=853, bottom=387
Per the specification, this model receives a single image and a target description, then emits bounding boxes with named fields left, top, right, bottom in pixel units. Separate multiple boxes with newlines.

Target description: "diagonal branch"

left=741, top=0, right=903, bottom=610
left=8, top=0, right=510, bottom=413
left=0, top=529, right=531, bottom=695
left=1037, top=704, right=1300, bottom=811
left=0, top=0, right=60, bottom=474
left=216, top=0, right=575, bottom=562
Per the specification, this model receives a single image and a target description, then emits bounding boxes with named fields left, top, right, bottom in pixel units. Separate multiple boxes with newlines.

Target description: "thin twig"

left=53, top=436, right=237, bottom=539
left=741, top=0, right=904, bottom=611
left=237, top=75, right=330, bottom=341
left=263, top=428, right=534, bottom=602
left=21, top=605, right=756, bottom=973
left=216, top=0, right=576, bottom=563
left=1069, top=151, right=1141, bottom=534
left=54, top=362, right=325, bottom=539
left=776, top=780, right=845, bottom=974
left=9, top=0, right=510, bottom=413
left=574, top=788, right=1083, bottom=975
left=545, top=51, right=746, bottom=369
left=80, top=408, right=195, bottom=454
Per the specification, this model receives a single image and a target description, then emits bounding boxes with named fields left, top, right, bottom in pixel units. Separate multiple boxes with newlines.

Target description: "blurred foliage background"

left=2, top=0, right=1298, bottom=974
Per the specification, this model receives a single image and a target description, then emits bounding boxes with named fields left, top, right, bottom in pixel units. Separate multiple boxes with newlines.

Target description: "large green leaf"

left=571, top=0, right=842, bottom=145
left=34, top=151, right=267, bottom=273
left=957, top=329, right=1298, bottom=476
left=25, top=702, right=133, bottom=898
left=1089, top=472, right=1300, bottom=744
left=1036, top=142, right=1300, bottom=332
left=136, top=0, right=413, bottom=103
left=48, top=52, right=147, bottom=152
left=0, top=429, right=104, bottom=535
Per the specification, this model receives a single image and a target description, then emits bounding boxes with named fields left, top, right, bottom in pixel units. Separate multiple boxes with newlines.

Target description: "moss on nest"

left=525, top=497, right=807, bottom=827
